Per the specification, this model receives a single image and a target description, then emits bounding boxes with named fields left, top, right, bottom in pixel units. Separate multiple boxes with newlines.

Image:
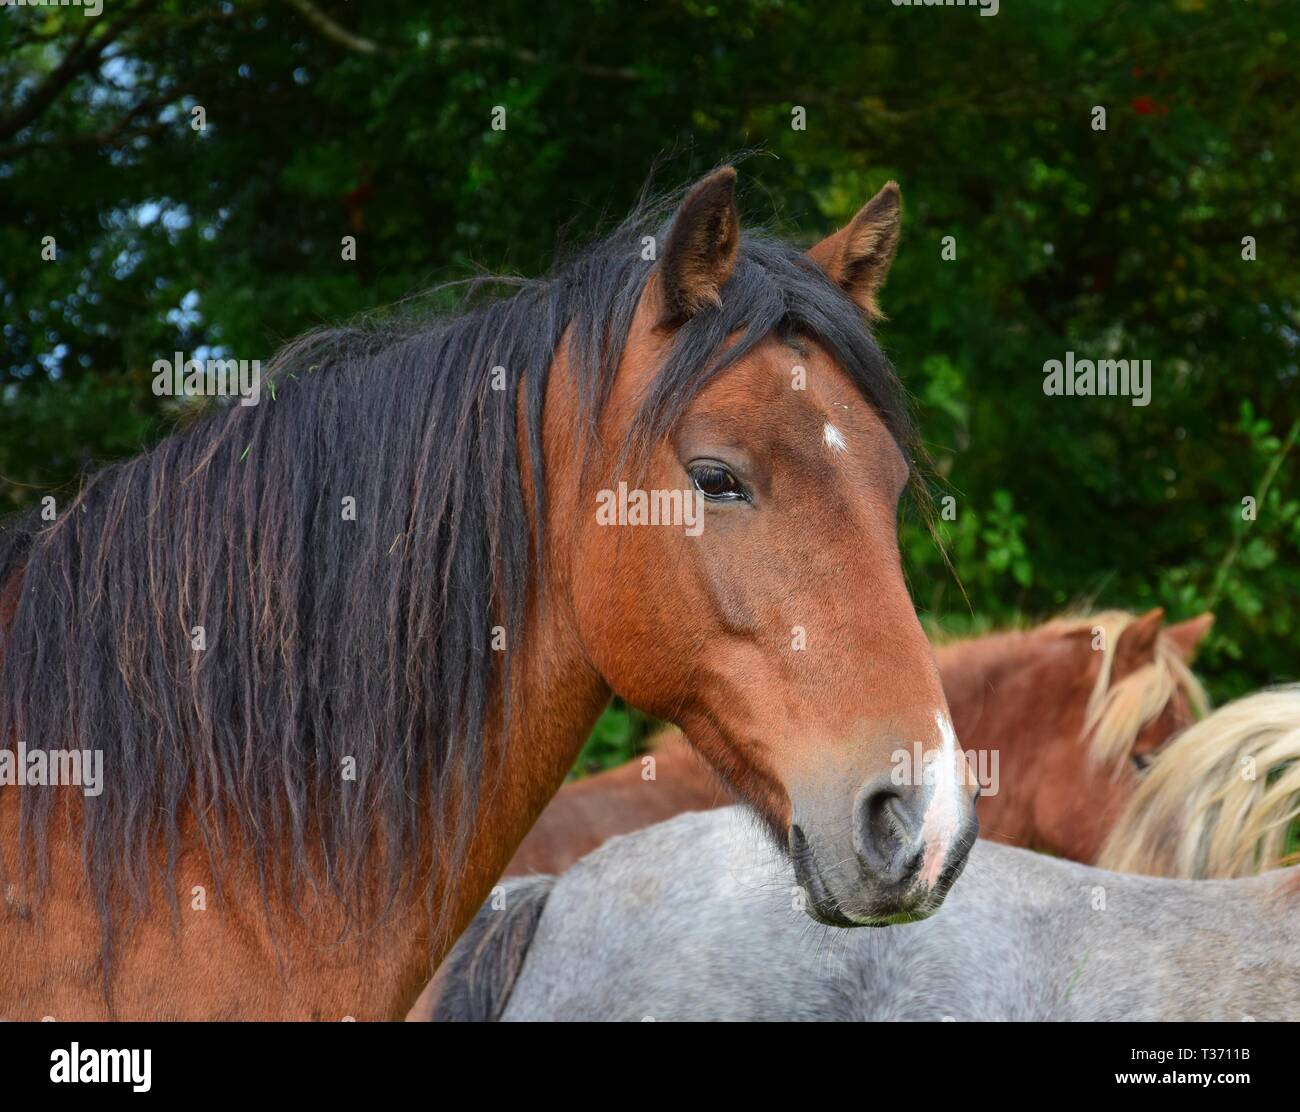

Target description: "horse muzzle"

left=789, top=774, right=979, bottom=926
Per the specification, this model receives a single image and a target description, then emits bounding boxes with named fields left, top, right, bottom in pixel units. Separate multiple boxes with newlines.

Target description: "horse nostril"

left=853, top=774, right=926, bottom=885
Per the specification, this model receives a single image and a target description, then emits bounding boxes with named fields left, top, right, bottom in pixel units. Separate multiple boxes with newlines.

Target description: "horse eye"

left=690, top=463, right=746, bottom=502
left=1131, top=752, right=1153, bottom=772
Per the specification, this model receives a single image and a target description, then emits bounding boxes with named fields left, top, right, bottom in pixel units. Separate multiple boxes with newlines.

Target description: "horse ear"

left=1163, top=612, right=1214, bottom=662
left=657, top=167, right=740, bottom=323
left=1112, top=607, right=1165, bottom=677
left=807, top=181, right=902, bottom=320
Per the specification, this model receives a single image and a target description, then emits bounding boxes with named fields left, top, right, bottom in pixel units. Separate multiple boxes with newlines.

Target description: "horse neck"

left=423, top=369, right=614, bottom=961
left=502, top=728, right=723, bottom=877
left=426, top=593, right=609, bottom=952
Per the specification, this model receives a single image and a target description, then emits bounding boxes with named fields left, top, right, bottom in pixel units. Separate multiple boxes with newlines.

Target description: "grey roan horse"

left=417, top=807, right=1300, bottom=1021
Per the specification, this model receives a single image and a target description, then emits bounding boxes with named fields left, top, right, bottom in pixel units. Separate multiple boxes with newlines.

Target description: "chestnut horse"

left=503, top=609, right=1211, bottom=876
left=0, top=168, right=977, bottom=1020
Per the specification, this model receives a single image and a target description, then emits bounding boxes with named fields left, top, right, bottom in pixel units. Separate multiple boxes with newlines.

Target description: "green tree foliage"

left=2, top=1, right=1296, bottom=772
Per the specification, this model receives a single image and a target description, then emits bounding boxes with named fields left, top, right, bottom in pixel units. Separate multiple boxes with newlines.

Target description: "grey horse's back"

left=426, top=808, right=1300, bottom=1021
left=498, top=808, right=859, bottom=1020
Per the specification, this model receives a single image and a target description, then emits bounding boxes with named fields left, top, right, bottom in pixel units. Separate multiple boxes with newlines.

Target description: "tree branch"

left=281, top=0, right=388, bottom=56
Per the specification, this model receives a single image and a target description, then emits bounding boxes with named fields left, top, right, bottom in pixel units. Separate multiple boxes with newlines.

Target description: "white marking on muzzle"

left=918, top=711, right=963, bottom=889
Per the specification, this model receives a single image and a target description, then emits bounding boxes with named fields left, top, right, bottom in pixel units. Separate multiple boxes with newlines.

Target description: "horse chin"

left=803, top=891, right=942, bottom=929
left=801, top=884, right=949, bottom=928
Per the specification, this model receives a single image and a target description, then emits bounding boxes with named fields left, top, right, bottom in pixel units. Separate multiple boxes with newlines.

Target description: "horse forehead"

left=709, top=341, right=884, bottom=431
left=660, top=337, right=906, bottom=481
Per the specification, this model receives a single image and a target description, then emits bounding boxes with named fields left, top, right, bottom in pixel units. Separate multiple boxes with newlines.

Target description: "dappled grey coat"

left=422, top=807, right=1300, bottom=1022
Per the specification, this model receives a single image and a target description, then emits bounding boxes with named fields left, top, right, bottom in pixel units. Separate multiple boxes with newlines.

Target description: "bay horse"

left=424, top=805, right=1300, bottom=1022
left=501, top=609, right=1211, bottom=876
left=0, top=167, right=977, bottom=1020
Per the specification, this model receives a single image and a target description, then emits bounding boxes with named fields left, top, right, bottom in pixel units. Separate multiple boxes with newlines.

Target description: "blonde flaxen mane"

left=1098, top=684, right=1300, bottom=879
left=1045, top=611, right=1209, bottom=771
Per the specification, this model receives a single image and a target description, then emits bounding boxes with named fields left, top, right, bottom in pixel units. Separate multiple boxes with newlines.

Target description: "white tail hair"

left=1098, top=685, right=1300, bottom=878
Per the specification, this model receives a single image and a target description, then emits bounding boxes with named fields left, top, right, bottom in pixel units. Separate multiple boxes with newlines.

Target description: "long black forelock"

left=0, top=179, right=917, bottom=977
